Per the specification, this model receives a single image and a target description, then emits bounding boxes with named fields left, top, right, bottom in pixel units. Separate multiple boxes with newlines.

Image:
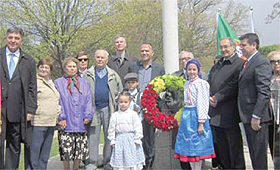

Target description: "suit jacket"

left=107, top=52, right=138, bottom=86
left=128, top=60, right=165, bottom=81
left=238, top=52, right=272, bottom=123
left=208, top=54, right=245, bottom=129
left=0, top=46, right=37, bottom=145
left=173, top=69, right=186, bottom=79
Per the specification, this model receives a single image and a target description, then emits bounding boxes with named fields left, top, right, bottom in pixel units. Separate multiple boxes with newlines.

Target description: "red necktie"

left=243, top=60, right=248, bottom=69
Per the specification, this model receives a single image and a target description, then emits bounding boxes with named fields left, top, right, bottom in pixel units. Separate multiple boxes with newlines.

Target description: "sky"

left=233, top=0, right=280, bottom=46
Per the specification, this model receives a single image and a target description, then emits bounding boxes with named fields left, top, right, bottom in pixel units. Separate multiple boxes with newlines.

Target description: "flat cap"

left=124, top=73, right=138, bottom=82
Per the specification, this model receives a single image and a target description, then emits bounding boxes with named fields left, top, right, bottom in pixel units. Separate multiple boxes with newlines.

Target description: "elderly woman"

left=54, top=57, right=94, bottom=170
left=268, top=50, right=280, bottom=170
left=29, top=58, right=60, bottom=170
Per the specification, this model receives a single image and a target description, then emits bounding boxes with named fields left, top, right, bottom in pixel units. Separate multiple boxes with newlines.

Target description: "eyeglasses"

left=179, top=57, right=191, bottom=61
left=78, top=58, right=88, bottom=62
left=270, top=60, right=280, bottom=65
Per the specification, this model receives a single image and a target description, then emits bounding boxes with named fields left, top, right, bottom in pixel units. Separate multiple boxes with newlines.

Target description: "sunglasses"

left=78, top=58, right=88, bottom=62
left=270, top=60, right=280, bottom=65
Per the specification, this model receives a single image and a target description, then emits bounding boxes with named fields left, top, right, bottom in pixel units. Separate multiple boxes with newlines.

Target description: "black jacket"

left=208, top=53, right=245, bottom=129
left=0, top=46, right=37, bottom=145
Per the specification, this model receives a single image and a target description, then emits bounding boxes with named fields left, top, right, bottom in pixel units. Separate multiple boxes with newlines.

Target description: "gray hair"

left=95, top=49, right=109, bottom=58
left=220, top=37, right=236, bottom=46
left=7, top=27, right=24, bottom=38
left=179, top=51, right=194, bottom=59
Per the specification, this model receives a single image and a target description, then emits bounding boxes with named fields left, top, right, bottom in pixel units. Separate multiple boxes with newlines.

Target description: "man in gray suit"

left=108, top=35, right=138, bottom=86
left=128, top=43, right=165, bottom=170
left=238, top=33, right=272, bottom=170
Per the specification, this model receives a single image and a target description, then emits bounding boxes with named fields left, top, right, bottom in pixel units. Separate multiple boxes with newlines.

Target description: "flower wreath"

left=141, top=75, right=186, bottom=131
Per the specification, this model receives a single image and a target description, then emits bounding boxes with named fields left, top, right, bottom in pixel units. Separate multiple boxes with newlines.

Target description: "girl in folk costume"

left=108, top=91, right=145, bottom=170
left=174, top=59, right=215, bottom=170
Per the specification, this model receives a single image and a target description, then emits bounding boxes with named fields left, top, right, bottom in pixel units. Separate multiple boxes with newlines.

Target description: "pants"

left=244, top=123, right=269, bottom=170
left=86, top=107, right=112, bottom=170
left=268, top=123, right=280, bottom=169
left=29, top=126, right=55, bottom=170
left=211, top=126, right=245, bottom=169
left=142, top=119, right=155, bottom=168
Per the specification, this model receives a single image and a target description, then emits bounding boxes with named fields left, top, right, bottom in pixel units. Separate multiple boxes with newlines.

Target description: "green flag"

left=217, top=13, right=239, bottom=55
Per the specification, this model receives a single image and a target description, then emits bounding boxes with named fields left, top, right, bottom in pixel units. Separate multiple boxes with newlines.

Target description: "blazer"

left=238, top=52, right=272, bottom=123
left=0, top=46, right=37, bottom=145
left=128, top=60, right=165, bottom=80
left=208, top=54, right=245, bottom=129
left=107, top=52, right=138, bottom=85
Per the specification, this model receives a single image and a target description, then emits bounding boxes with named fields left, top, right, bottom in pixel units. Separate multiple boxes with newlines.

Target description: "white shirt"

left=6, top=47, right=20, bottom=69
left=108, top=108, right=143, bottom=145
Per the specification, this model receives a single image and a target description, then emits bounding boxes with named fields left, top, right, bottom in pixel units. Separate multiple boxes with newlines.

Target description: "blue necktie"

left=9, top=53, right=16, bottom=79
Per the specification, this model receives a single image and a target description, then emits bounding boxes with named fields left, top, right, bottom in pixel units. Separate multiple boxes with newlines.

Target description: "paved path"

left=47, top=145, right=274, bottom=170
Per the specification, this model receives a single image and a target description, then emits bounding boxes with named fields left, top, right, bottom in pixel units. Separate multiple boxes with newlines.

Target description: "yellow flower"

left=151, top=78, right=165, bottom=93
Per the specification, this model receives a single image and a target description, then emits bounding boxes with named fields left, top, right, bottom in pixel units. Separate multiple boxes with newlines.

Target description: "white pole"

left=162, top=0, right=179, bottom=74
left=250, top=7, right=255, bottom=33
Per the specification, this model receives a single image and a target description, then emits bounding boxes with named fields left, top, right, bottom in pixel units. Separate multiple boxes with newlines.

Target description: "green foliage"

left=259, top=44, right=280, bottom=58
left=0, top=0, right=249, bottom=75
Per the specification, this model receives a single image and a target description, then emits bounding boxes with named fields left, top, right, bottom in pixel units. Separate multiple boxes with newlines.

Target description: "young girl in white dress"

left=108, top=90, right=145, bottom=170
left=174, top=59, right=215, bottom=170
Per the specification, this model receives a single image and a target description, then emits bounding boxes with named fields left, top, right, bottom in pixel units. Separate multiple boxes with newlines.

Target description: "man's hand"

left=27, top=113, right=33, bottom=121
left=251, top=117, right=261, bottom=131
left=210, top=96, right=217, bottom=107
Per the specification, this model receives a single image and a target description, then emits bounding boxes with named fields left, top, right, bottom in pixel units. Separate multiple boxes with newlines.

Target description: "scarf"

left=66, top=75, right=80, bottom=94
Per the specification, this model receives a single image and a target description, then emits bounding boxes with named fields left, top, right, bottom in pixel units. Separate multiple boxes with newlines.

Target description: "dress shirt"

left=6, top=47, right=20, bottom=69
left=138, top=62, right=152, bottom=92
left=95, top=67, right=107, bottom=79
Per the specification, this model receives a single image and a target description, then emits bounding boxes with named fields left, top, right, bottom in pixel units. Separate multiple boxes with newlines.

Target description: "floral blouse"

left=184, top=78, right=210, bottom=123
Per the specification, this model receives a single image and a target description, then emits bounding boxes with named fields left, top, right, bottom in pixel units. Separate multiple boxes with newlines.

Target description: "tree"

left=259, top=44, right=280, bottom=57
left=0, top=0, right=111, bottom=75
left=266, top=0, right=280, bottom=23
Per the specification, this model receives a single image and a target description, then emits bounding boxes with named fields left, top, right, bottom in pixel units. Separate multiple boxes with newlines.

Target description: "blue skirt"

left=175, top=106, right=214, bottom=157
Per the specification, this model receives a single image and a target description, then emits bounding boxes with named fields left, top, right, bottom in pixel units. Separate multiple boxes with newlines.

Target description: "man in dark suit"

left=107, top=35, right=138, bottom=86
left=0, top=27, right=37, bottom=170
left=208, top=37, right=245, bottom=169
left=238, top=33, right=272, bottom=170
left=128, top=43, right=165, bottom=170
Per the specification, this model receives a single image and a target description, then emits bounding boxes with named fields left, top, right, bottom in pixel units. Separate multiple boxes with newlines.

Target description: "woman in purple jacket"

left=54, top=57, right=94, bottom=170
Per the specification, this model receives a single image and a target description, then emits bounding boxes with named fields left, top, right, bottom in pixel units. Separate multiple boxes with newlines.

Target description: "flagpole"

left=250, top=7, right=255, bottom=33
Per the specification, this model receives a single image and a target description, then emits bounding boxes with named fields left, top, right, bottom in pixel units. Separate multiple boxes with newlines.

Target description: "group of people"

left=0, top=25, right=279, bottom=170
left=0, top=27, right=164, bottom=170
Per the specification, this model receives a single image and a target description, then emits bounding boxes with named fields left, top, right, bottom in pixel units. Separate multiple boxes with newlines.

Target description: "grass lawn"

left=18, top=130, right=104, bottom=169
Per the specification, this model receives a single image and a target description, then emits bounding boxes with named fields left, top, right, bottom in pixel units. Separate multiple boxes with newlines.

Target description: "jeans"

left=29, top=126, right=55, bottom=170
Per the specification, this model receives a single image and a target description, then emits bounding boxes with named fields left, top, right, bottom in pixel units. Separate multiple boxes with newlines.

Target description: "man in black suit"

left=128, top=43, right=165, bottom=170
left=107, top=35, right=138, bottom=86
left=0, top=27, right=37, bottom=170
left=208, top=37, right=245, bottom=169
left=238, top=33, right=272, bottom=170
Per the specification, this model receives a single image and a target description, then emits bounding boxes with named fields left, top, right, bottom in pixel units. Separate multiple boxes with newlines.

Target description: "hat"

left=124, top=73, right=138, bottom=82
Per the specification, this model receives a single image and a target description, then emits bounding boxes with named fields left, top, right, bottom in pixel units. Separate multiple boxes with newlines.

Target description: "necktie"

left=243, top=60, right=248, bottom=69
left=116, top=57, right=122, bottom=67
left=9, top=53, right=16, bottom=79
